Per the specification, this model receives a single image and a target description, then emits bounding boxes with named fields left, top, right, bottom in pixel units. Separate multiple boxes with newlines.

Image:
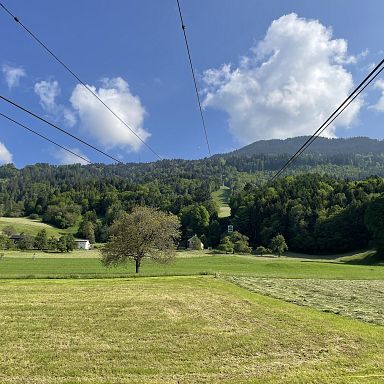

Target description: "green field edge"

left=0, top=271, right=216, bottom=280
left=1, top=250, right=383, bottom=280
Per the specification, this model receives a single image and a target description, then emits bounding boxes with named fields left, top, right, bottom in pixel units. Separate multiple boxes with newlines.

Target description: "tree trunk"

left=135, top=257, right=141, bottom=273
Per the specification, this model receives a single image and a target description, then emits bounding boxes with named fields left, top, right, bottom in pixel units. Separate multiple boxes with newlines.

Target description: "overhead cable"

left=270, top=59, right=384, bottom=182
left=0, top=1, right=162, bottom=161
left=176, top=0, right=212, bottom=156
left=0, top=94, right=123, bottom=164
left=0, top=112, right=93, bottom=164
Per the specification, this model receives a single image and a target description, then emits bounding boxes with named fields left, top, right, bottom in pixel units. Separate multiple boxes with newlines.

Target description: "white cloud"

left=34, top=80, right=60, bottom=111
left=203, top=13, right=361, bottom=143
left=371, top=79, right=384, bottom=112
left=2, top=64, right=26, bottom=89
left=54, top=147, right=89, bottom=165
left=0, top=142, right=13, bottom=164
left=70, top=77, right=150, bottom=152
left=335, top=48, right=369, bottom=65
left=34, top=80, right=76, bottom=127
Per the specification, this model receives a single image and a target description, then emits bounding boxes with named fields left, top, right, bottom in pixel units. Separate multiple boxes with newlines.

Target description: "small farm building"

left=9, top=234, right=25, bottom=244
left=75, top=239, right=91, bottom=250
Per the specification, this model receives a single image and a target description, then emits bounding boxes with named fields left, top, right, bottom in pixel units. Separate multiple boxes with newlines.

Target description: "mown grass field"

left=2, top=249, right=101, bottom=259
left=228, top=276, right=384, bottom=325
left=1, top=276, right=384, bottom=384
left=211, top=186, right=231, bottom=218
left=1, top=250, right=383, bottom=383
left=0, top=216, right=72, bottom=237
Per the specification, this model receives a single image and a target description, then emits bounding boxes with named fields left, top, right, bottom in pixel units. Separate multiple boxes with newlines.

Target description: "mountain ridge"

left=221, top=136, right=384, bottom=157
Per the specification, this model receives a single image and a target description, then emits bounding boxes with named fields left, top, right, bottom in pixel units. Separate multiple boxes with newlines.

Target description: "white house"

left=75, top=239, right=91, bottom=250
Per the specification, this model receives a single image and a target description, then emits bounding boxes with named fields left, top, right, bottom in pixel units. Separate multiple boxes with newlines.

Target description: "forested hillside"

left=231, top=174, right=384, bottom=254
left=1, top=136, right=384, bottom=254
left=0, top=161, right=223, bottom=243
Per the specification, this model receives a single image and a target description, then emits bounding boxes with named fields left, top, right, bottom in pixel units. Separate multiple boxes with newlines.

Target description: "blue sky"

left=1, top=0, right=383, bottom=166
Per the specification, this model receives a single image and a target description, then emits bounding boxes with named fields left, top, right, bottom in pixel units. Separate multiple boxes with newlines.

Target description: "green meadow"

left=1, top=251, right=384, bottom=280
left=0, top=216, right=74, bottom=237
left=0, top=276, right=383, bottom=384
left=0, top=250, right=383, bottom=383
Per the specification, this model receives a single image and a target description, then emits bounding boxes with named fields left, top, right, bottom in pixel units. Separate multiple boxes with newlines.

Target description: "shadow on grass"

left=283, top=249, right=374, bottom=261
left=0, top=271, right=215, bottom=280
left=338, top=251, right=384, bottom=265
left=296, top=251, right=384, bottom=266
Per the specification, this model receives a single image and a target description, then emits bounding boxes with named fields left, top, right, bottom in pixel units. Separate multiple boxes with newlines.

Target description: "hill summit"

left=225, top=136, right=384, bottom=157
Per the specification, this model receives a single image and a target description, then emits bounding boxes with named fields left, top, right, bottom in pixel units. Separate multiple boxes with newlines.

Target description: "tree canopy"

left=270, top=235, right=288, bottom=257
left=365, top=195, right=384, bottom=258
left=101, top=206, right=181, bottom=273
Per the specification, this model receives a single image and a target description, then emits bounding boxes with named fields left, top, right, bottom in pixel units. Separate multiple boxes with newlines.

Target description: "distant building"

left=75, top=239, right=91, bottom=250
left=187, top=235, right=204, bottom=250
left=9, top=234, right=25, bottom=244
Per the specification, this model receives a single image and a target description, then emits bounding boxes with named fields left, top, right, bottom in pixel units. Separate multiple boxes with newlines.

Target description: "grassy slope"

left=211, top=186, right=231, bottom=218
left=1, top=252, right=384, bottom=279
left=0, top=276, right=383, bottom=384
left=0, top=216, right=69, bottom=237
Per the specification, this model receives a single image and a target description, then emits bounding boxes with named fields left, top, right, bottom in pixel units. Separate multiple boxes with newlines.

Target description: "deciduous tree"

left=270, top=234, right=288, bottom=257
left=217, top=237, right=234, bottom=254
left=34, top=229, right=48, bottom=250
left=101, top=206, right=181, bottom=273
left=57, top=234, right=76, bottom=253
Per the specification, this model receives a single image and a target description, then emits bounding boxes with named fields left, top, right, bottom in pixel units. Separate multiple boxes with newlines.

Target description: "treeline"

left=231, top=174, right=384, bottom=254
left=0, top=228, right=76, bottom=253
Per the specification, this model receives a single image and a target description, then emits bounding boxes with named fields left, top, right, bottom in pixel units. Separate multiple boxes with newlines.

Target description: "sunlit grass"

left=0, top=252, right=384, bottom=280
left=3, top=249, right=101, bottom=259
left=0, top=276, right=383, bottom=383
left=211, top=186, right=231, bottom=218
left=228, top=276, right=384, bottom=325
left=0, top=216, right=76, bottom=237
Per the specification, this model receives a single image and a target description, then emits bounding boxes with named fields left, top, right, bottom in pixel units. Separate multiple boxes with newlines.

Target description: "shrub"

left=18, top=234, right=34, bottom=250
left=270, top=234, right=288, bottom=257
left=255, top=246, right=268, bottom=256
left=217, top=237, right=234, bottom=254
left=0, top=234, right=13, bottom=250
left=233, top=240, right=252, bottom=254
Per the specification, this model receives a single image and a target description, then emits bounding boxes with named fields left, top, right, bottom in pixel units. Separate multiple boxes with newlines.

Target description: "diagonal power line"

left=0, top=1, right=162, bottom=161
left=280, top=64, right=384, bottom=176
left=176, top=0, right=212, bottom=156
left=270, top=58, right=384, bottom=183
left=0, top=112, right=93, bottom=164
left=0, top=94, right=123, bottom=164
